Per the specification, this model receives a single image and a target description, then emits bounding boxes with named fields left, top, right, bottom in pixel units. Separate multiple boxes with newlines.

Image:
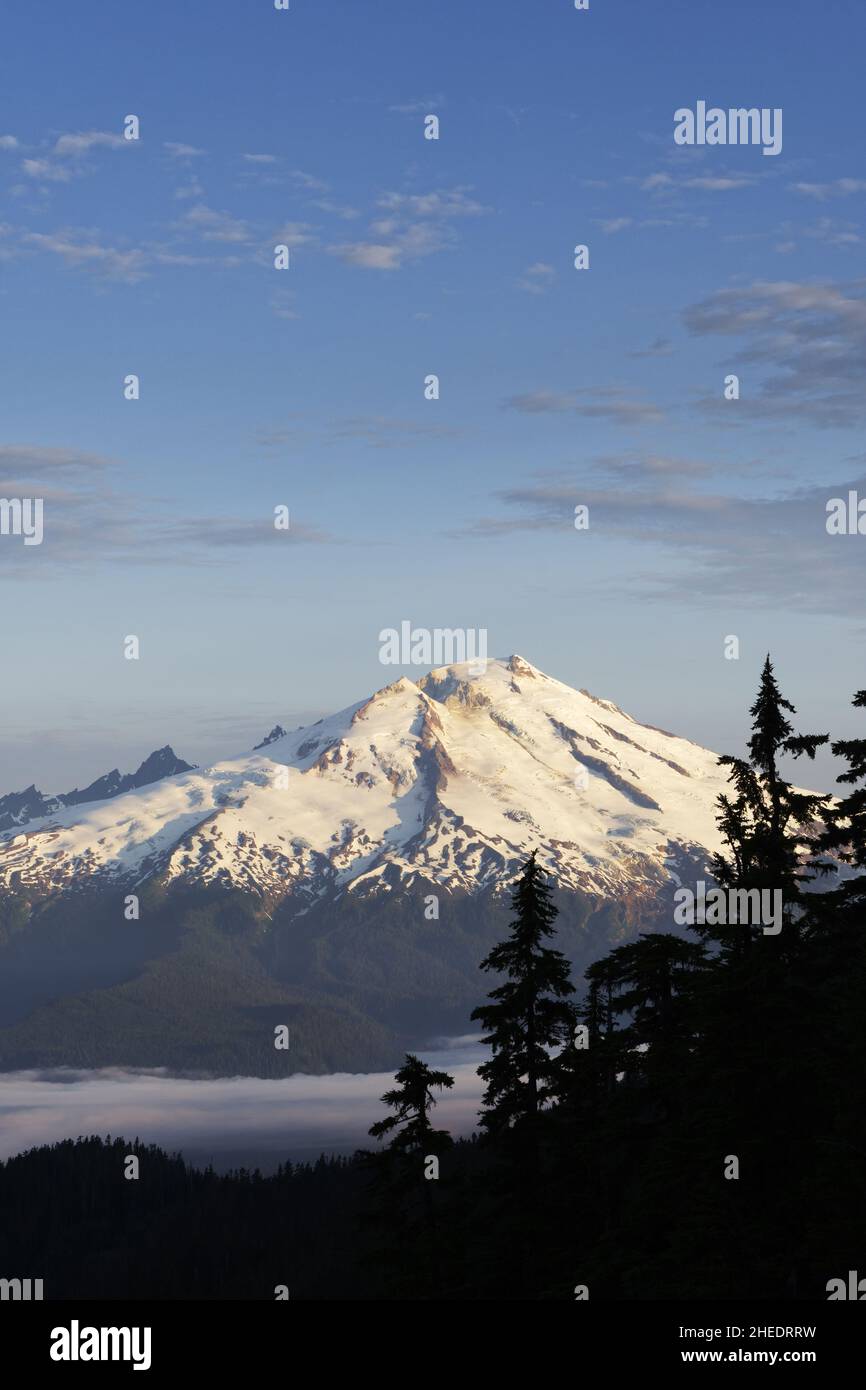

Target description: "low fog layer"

left=0, top=1041, right=485, bottom=1172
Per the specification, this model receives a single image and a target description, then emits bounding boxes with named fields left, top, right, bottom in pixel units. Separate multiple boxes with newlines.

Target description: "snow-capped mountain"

left=0, top=657, right=732, bottom=907
left=0, top=747, right=196, bottom=834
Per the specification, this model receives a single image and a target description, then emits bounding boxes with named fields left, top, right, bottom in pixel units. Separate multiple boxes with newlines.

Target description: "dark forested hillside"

left=0, top=875, right=671, bottom=1074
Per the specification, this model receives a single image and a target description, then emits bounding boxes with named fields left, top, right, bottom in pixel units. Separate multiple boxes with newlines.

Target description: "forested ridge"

left=0, top=859, right=656, bottom=1076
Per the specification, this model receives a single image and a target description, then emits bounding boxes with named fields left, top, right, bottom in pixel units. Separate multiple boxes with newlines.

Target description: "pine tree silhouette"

left=368, top=1052, right=454, bottom=1155
left=603, top=933, right=707, bottom=1117
left=471, top=851, right=575, bottom=1136
left=553, top=955, right=618, bottom=1122
left=365, top=1053, right=455, bottom=1296
left=709, top=654, right=828, bottom=953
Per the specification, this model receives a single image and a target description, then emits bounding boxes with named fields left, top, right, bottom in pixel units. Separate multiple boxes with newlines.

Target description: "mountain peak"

left=506, top=653, right=540, bottom=678
left=0, top=656, right=734, bottom=903
left=353, top=673, right=422, bottom=711
left=254, top=725, right=288, bottom=750
left=0, top=747, right=195, bottom=832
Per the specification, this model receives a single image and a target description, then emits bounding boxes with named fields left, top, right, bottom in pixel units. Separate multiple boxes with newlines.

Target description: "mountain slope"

left=0, top=657, right=728, bottom=905
left=0, top=746, right=195, bottom=833
left=0, top=657, right=760, bottom=1072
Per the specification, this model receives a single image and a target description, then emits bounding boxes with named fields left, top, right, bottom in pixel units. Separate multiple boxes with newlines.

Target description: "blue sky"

left=2, top=0, right=865, bottom=793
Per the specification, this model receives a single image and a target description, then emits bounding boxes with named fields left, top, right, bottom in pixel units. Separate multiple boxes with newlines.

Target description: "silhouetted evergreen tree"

left=553, top=959, right=615, bottom=1123
left=604, top=933, right=707, bottom=1114
left=368, top=1052, right=454, bottom=1156
left=466, top=852, right=575, bottom=1295
left=813, top=688, right=866, bottom=921
left=800, top=687, right=866, bottom=1262
left=471, top=850, right=575, bottom=1137
left=660, top=661, right=840, bottom=1296
left=363, top=1054, right=455, bottom=1297
left=708, top=655, right=828, bottom=954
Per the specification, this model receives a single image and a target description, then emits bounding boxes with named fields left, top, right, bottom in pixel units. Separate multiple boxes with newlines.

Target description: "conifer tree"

left=555, top=934, right=705, bottom=1121
left=368, top=1053, right=454, bottom=1156
left=805, top=689, right=866, bottom=1192
left=471, top=851, right=574, bottom=1135
left=606, top=933, right=707, bottom=1089
left=813, top=689, right=866, bottom=919
left=366, top=1054, right=456, bottom=1296
left=707, top=655, right=828, bottom=952
left=553, top=954, right=619, bottom=1119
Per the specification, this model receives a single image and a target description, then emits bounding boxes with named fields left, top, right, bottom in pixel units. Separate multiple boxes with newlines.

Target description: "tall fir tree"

left=707, top=654, right=828, bottom=953
left=471, top=851, right=575, bottom=1136
left=678, top=660, right=833, bottom=1287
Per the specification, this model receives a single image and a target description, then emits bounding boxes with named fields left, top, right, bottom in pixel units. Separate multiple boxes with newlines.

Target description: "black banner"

left=2, top=1300, right=862, bottom=1375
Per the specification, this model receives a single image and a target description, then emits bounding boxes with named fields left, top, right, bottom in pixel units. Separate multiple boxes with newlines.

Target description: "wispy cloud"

left=640, top=172, right=674, bottom=191
left=376, top=188, right=487, bottom=219
left=291, top=169, right=328, bottom=192
left=329, top=186, right=488, bottom=271
left=327, top=416, right=460, bottom=448
left=458, top=457, right=866, bottom=616
left=791, top=178, right=866, bottom=201
left=21, top=158, right=72, bottom=183
left=629, top=336, right=674, bottom=359
left=0, top=443, right=335, bottom=573
left=684, top=278, right=866, bottom=427
left=174, top=176, right=205, bottom=201
left=164, top=141, right=205, bottom=160
left=274, top=221, right=316, bottom=248
left=18, top=129, right=137, bottom=188
left=637, top=169, right=756, bottom=195
left=331, top=241, right=405, bottom=270
left=504, top=387, right=664, bottom=426
left=169, top=517, right=332, bottom=548
left=388, top=96, right=445, bottom=114
left=257, top=416, right=460, bottom=449
left=682, top=175, right=755, bottom=191
left=53, top=130, right=127, bottom=157
left=517, top=261, right=556, bottom=294
left=803, top=217, right=861, bottom=247
left=594, top=453, right=712, bottom=479
left=181, top=203, right=250, bottom=243
left=21, top=230, right=148, bottom=282
left=593, top=205, right=709, bottom=235
left=309, top=198, right=359, bottom=221
left=0, top=444, right=112, bottom=484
